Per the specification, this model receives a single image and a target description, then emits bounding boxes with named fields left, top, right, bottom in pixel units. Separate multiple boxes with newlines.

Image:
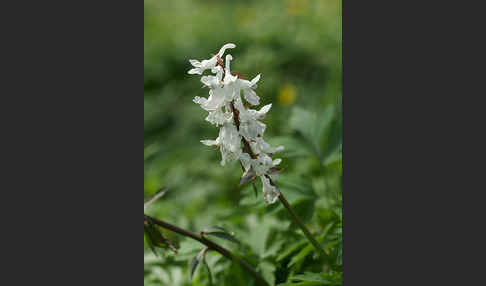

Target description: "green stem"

left=268, top=178, right=327, bottom=257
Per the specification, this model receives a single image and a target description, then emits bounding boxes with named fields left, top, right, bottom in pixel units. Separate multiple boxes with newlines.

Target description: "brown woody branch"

left=144, top=215, right=269, bottom=286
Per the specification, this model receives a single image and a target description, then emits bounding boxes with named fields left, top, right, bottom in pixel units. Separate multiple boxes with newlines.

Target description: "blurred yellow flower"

left=278, top=84, right=297, bottom=106
left=286, top=0, right=308, bottom=16
left=236, top=7, right=254, bottom=27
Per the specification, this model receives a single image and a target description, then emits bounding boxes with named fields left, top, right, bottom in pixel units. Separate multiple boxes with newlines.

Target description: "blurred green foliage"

left=144, top=0, right=341, bottom=285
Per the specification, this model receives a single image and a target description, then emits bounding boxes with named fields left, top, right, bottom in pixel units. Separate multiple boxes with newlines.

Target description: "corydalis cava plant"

left=188, top=43, right=284, bottom=204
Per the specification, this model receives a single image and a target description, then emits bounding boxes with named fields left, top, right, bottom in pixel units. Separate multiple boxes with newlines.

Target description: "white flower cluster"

left=188, top=43, right=284, bottom=204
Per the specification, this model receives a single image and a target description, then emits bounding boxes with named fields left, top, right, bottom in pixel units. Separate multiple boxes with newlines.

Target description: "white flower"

left=260, top=175, right=280, bottom=204
left=201, top=123, right=241, bottom=166
left=193, top=88, right=226, bottom=111
left=205, top=108, right=232, bottom=126
left=188, top=43, right=236, bottom=75
left=239, top=74, right=261, bottom=105
left=189, top=43, right=285, bottom=204
left=235, top=99, right=271, bottom=122
left=223, top=55, right=238, bottom=85
left=220, top=123, right=240, bottom=153
left=253, top=153, right=274, bottom=176
left=250, top=137, right=284, bottom=155
left=239, top=153, right=252, bottom=173
left=218, top=122, right=241, bottom=165
left=200, top=66, right=224, bottom=89
left=240, top=121, right=266, bottom=141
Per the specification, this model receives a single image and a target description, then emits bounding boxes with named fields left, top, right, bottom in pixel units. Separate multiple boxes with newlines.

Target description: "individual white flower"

left=252, top=153, right=274, bottom=176
left=235, top=99, right=271, bottom=122
left=188, top=43, right=236, bottom=75
left=205, top=108, right=233, bottom=126
left=220, top=144, right=240, bottom=166
left=240, top=121, right=266, bottom=142
left=201, top=124, right=241, bottom=166
left=260, top=175, right=280, bottom=204
left=193, top=87, right=226, bottom=111
left=238, top=74, right=261, bottom=105
left=250, top=137, right=284, bottom=155
left=239, top=153, right=252, bottom=173
left=188, top=58, right=217, bottom=75
left=223, top=55, right=238, bottom=85
left=234, top=98, right=267, bottom=141
left=220, top=123, right=240, bottom=152
left=218, top=122, right=241, bottom=165
left=200, top=66, right=224, bottom=89
left=220, top=55, right=239, bottom=103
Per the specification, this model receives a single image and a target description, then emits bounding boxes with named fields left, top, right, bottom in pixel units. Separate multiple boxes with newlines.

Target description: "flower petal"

left=243, top=89, right=260, bottom=106
left=205, top=109, right=232, bottom=126
left=189, top=59, right=201, bottom=67
left=193, top=96, right=207, bottom=105
left=188, top=68, right=203, bottom=75
left=272, top=158, right=282, bottom=166
left=257, top=104, right=272, bottom=117
left=260, top=176, right=280, bottom=204
left=250, top=74, right=261, bottom=86
left=217, top=43, right=236, bottom=57
left=201, top=137, right=220, bottom=146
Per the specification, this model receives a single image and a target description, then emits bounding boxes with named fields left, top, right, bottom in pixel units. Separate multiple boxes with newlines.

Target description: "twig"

left=144, top=187, right=169, bottom=211
left=144, top=215, right=269, bottom=286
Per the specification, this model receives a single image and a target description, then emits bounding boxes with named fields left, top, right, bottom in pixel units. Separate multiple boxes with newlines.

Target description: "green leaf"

left=323, top=144, right=342, bottom=167
left=189, top=252, right=201, bottom=280
left=290, top=198, right=316, bottom=224
left=262, top=238, right=285, bottom=259
left=287, top=224, right=336, bottom=269
left=246, top=215, right=286, bottom=257
left=176, top=239, right=203, bottom=258
left=223, top=257, right=246, bottom=286
left=144, top=226, right=158, bottom=256
left=252, top=182, right=259, bottom=198
left=202, top=255, right=213, bottom=285
left=201, top=226, right=230, bottom=234
left=289, top=106, right=335, bottom=161
left=276, top=239, right=307, bottom=262
left=288, top=244, right=314, bottom=267
left=278, top=282, right=325, bottom=286
left=259, top=261, right=276, bottom=286
left=189, top=247, right=207, bottom=280
left=144, top=217, right=177, bottom=255
left=291, top=273, right=326, bottom=282
left=289, top=272, right=342, bottom=285
left=205, top=232, right=240, bottom=244
left=201, top=226, right=240, bottom=244
left=323, top=142, right=342, bottom=174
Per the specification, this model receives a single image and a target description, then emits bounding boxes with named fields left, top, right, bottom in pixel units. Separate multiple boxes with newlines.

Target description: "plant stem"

left=230, top=95, right=326, bottom=258
left=144, top=215, right=269, bottom=286
left=272, top=182, right=327, bottom=257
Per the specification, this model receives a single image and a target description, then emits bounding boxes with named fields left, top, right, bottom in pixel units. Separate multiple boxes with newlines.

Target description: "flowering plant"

left=189, top=43, right=285, bottom=204
left=144, top=42, right=339, bottom=286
